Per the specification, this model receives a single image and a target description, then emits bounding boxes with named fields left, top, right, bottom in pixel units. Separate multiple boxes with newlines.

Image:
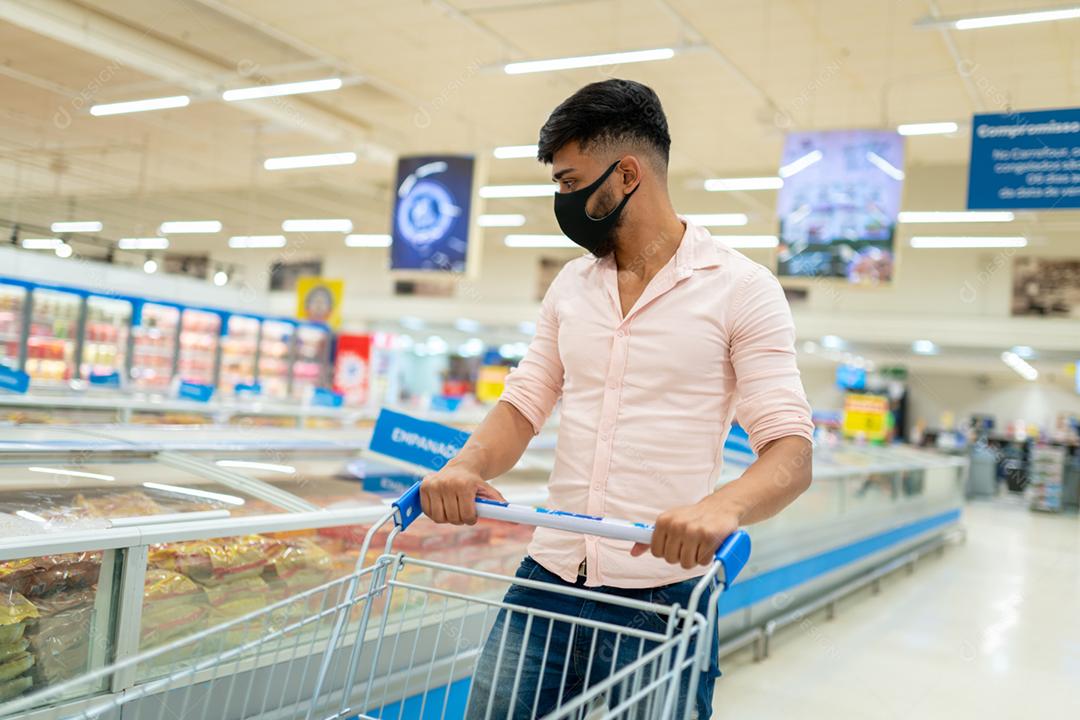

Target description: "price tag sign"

left=368, top=408, right=470, bottom=471
left=842, top=393, right=890, bottom=441
left=0, top=366, right=29, bottom=394
left=178, top=381, right=215, bottom=403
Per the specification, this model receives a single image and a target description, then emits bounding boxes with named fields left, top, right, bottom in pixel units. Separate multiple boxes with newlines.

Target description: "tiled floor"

left=713, top=498, right=1080, bottom=718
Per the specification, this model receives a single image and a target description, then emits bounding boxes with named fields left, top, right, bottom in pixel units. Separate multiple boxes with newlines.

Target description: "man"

left=421, top=79, right=814, bottom=718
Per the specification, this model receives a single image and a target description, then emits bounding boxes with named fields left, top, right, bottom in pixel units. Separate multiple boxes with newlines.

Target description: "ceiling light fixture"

left=493, top=145, right=539, bottom=159
left=229, top=235, right=287, bottom=249
left=282, top=219, right=353, bottom=233
left=345, top=233, right=392, bottom=247
left=910, top=236, right=1027, bottom=249
left=821, top=335, right=846, bottom=350
left=779, top=150, right=823, bottom=179
left=480, top=184, right=556, bottom=199
left=704, top=177, right=783, bottom=192
left=51, top=221, right=102, bottom=233
left=912, top=339, right=939, bottom=355
left=505, top=48, right=675, bottom=75
left=21, top=237, right=63, bottom=250
left=684, top=213, right=749, bottom=227
left=899, top=211, right=1015, bottom=223
left=478, top=214, right=527, bottom=227
left=54, top=243, right=73, bottom=259
left=222, top=77, right=342, bottom=102
left=143, top=257, right=158, bottom=274
left=90, top=95, right=190, bottom=116
left=897, top=121, right=960, bottom=136
left=953, top=6, right=1080, bottom=30
left=263, top=152, right=357, bottom=170
left=159, top=220, right=222, bottom=234
left=119, top=237, right=170, bottom=250
left=504, top=234, right=576, bottom=248
left=713, top=235, right=779, bottom=249
left=1001, top=351, right=1038, bottom=381
left=212, top=270, right=229, bottom=287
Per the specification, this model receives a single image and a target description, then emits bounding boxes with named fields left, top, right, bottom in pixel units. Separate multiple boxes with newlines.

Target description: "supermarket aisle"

left=713, top=499, right=1080, bottom=718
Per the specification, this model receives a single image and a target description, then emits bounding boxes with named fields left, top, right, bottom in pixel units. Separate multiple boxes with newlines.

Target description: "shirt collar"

left=676, top=217, right=723, bottom=273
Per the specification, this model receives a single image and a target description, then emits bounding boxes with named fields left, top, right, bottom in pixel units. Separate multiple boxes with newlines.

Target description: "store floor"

left=713, top=498, right=1080, bottom=718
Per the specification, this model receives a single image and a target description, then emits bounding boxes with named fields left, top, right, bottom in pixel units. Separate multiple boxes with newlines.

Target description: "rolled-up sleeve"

left=499, top=274, right=565, bottom=434
left=730, top=267, right=814, bottom=453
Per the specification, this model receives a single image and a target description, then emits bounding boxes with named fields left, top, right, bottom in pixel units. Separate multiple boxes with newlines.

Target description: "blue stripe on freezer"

left=717, top=508, right=962, bottom=616
left=357, top=676, right=471, bottom=719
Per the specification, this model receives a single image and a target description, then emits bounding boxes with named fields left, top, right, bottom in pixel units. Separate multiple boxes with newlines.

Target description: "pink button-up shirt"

left=500, top=219, right=813, bottom=588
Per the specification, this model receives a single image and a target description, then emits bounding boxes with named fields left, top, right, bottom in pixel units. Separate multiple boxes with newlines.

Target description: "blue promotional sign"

left=177, top=381, right=214, bottom=403
left=391, top=155, right=474, bottom=272
left=0, top=366, right=30, bottom=394
left=311, top=387, right=344, bottom=408
left=88, top=371, right=121, bottom=388
left=968, top=107, right=1080, bottom=209
left=836, top=364, right=867, bottom=391
left=369, top=408, right=471, bottom=472
left=234, top=382, right=261, bottom=396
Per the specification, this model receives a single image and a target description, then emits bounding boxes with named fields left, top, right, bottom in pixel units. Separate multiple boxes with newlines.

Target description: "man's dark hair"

left=537, top=79, right=670, bottom=170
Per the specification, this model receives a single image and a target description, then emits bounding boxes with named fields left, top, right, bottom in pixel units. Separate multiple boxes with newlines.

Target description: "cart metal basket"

left=3, top=483, right=749, bottom=720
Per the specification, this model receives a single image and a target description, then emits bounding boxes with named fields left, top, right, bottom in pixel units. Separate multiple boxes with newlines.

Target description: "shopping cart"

left=5, top=483, right=749, bottom=720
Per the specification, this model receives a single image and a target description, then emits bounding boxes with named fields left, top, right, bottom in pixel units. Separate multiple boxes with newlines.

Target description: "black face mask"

left=553, top=160, right=637, bottom=256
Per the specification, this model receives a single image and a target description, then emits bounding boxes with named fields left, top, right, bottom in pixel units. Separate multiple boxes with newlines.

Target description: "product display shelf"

left=79, top=297, right=131, bottom=380
left=25, top=289, right=81, bottom=386
left=130, top=303, right=180, bottom=392
left=0, top=284, right=26, bottom=371
left=1026, top=445, right=1067, bottom=512
left=291, top=325, right=329, bottom=401
left=176, top=309, right=220, bottom=386
left=257, top=320, right=292, bottom=400
left=217, top=316, right=259, bottom=397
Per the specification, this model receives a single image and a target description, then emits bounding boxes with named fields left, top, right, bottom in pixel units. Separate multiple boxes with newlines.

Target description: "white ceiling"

left=1, top=0, right=1078, bottom=248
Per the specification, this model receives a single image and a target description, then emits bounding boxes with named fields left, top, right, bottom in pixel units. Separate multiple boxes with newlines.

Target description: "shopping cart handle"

left=391, top=482, right=751, bottom=587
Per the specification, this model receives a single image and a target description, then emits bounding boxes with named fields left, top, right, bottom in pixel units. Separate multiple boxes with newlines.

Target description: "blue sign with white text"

left=0, top=366, right=29, bottom=394
left=968, top=107, right=1080, bottom=210
left=311, top=387, right=344, bottom=408
left=88, top=371, right=121, bottom=388
left=178, top=381, right=214, bottom=403
left=369, top=409, right=471, bottom=472
left=234, top=382, right=261, bottom=396
left=391, top=155, right=474, bottom=272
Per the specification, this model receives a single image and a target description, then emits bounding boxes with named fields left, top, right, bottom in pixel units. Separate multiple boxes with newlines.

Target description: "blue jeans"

left=466, top=557, right=719, bottom=719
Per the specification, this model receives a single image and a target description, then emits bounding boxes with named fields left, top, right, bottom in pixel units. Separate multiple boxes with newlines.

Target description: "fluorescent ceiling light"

left=223, top=77, right=342, bottom=102
left=159, top=220, right=222, bottom=234
left=143, top=258, right=158, bottom=274
left=455, top=318, right=481, bottom=333
left=55, top=243, right=73, bottom=258
left=478, top=213, right=527, bottom=227
left=215, top=460, right=296, bottom=474
left=779, top=150, right=823, bottom=179
left=345, top=233, right=392, bottom=247
left=51, top=221, right=102, bottom=233
left=118, top=237, right=169, bottom=250
left=426, top=336, right=449, bottom=354
left=400, top=316, right=425, bottom=330
left=480, top=184, right=555, bottom=199
left=282, top=219, right=353, bottom=233
left=1010, top=345, right=1036, bottom=359
left=143, top=481, right=245, bottom=506
left=90, top=95, right=190, bottom=116
left=504, top=234, right=575, bottom=248
left=714, top=235, right=779, bottom=249
left=898, top=121, right=959, bottom=136
left=912, top=339, right=939, bottom=355
left=684, top=213, right=748, bottom=227
left=1001, top=351, right=1038, bottom=381
left=493, top=145, right=538, bottom=159
left=518, top=321, right=536, bottom=335
left=704, top=177, right=783, bottom=192
left=821, top=335, right=846, bottom=350
left=866, top=151, right=905, bottom=180
left=505, top=48, right=675, bottom=75
left=910, top=236, right=1027, bottom=249
left=954, top=7, right=1080, bottom=30
left=21, top=237, right=63, bottom=250
left=458, top=338, right=485, bottom=357
left=28, top=466, right=115, bottom=482
left=229, top=235, right=287, bottom=249
left=899, top=211, right=1014, bottom=223
left=264, top=152, right=357, bottom=170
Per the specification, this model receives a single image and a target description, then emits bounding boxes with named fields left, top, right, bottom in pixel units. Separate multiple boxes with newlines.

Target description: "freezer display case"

left=0, top=282, right=26, bottom=371
left=257, top=319, right=292, bottom=400
left=130, top=302, right=179, bottom=392
left=292, top=323, right=329, bottom=400
left=218, top=315, right=259, bottom=397
left=25, top=289, right=81, bottom=386
left=79, top=296, right=131, bottom=381
left=177, top=308, right=221, bottom=386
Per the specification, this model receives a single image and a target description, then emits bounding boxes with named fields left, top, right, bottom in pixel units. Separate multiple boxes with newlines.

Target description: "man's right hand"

left=420, top=464, right=507, bottom=525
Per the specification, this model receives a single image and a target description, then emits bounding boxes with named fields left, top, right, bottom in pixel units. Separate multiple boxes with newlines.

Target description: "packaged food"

left=141, top=604, right=208, bottom=649
left=0, top=674, right=32, bottom=702
left=0, top=639, right=28, bottom=663
left=0, top=589, right=38, bottom=628
left=149, top=536, right=278, bottom=586
left=0, top=651, right=33, bottom=682
left=75, top=491, right=165, bottom=519
left=0, top=554, right=101, bottom=599
left=202, top=576, right=269, bottom=618
left=264, top=538, right=333, bottom=583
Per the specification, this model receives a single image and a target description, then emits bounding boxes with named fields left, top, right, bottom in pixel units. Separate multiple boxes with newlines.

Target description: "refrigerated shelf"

left=131, top=303, right=179, bottom=392
left=218, top=315, right=259, bottom=397
left=291, top=324, right=329, bottom=401
left=257, top=320, right=292, bottom=400
left=80, top=296, right=131, bottom=380
left=177, top=309, right=220, bottom=386
left=25, top=289, right=81, bottom=386
left=0, top=283, right=26, bottom=371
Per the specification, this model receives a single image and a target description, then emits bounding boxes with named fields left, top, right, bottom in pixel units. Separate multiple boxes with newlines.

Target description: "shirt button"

left=616, top=329, right=626, bottom=338
left=593, top=484, right=601, bottom=491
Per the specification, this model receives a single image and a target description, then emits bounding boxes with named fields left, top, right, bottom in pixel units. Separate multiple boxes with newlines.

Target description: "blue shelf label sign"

left=178, top=381, right=215, bottom=403
left=968, top=107, right=1080, bottom=209
left=311, top=387, right=344, bottom=408
left=234, top=382, right=261, bottom=396
left=88, top=371, right=121, bottom=387
left=369, top=408, right=471, bottom=471
left=0, top=366, right=30, bottom=394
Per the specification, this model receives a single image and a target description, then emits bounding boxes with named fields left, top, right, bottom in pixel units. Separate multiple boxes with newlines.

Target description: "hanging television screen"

left=391, top=155, right=474, bottom=272
left=776, top=130, right=904, bottom=285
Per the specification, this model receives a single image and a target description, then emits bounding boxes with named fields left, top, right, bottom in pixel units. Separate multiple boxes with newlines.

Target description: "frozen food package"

left=27, top=603, right=94, bottom=684
left=202, top=576, right=269, bottom=618
left=0, top=553, right=101, bottom=599
left=0, top=674, right=33, bottom=702
left=75, top=491, right=165, bottom=519
left=0, top=589, right=38, bottom=630
left=0, top=638, right=28, bottom=663
left=264, top=537, right=333, bottom=582
left=0, top=650, right=33, bottom=682
left=148, top=536, right=278, bottom=586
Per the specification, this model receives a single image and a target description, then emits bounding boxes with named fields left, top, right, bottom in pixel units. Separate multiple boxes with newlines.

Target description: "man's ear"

left=618, top=155, right=643, bottom=193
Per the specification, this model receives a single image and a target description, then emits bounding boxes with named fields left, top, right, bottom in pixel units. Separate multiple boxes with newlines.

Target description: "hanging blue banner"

left=368, top=408, right=471, bottom=471
left=968, top=107, right=1080, bottom=210
left=0, top=366, right=30, bottom=394
left=391, top=155, right=474, bottom=272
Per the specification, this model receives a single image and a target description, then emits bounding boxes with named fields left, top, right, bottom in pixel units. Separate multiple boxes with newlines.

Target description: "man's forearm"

left=710, top=436, right=813, bottom=525
left=445, top=401, right=536, bottom=480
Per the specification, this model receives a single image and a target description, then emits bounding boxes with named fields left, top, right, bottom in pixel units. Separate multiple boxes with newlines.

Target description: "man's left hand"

left=630, top=495, right=742, bottom=569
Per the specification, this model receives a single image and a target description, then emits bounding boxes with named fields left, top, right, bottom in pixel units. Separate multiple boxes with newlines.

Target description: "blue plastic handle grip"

left=714, top=529, right=751, bottom=589
left=392, top=481, right=424, bottom=531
